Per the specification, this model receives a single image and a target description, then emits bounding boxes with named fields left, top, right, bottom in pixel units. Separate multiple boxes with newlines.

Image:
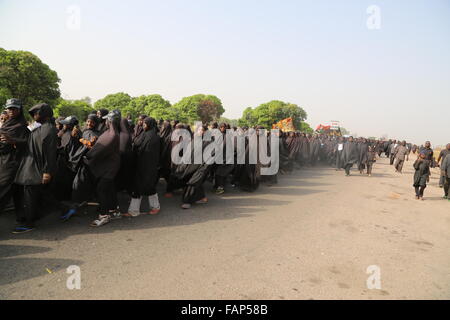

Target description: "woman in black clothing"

left=158, top=120, right=173, bottom=191
left=86, top=110, right=121, bottom=227
left=125, top=117, right=161, bottom=216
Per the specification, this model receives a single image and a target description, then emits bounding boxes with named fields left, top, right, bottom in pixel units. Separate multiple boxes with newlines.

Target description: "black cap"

left=102, top=109, right=121, bottom=121
left=5, top=98, right=22, bottom=109
left=59, top=115, right=79, bottom=126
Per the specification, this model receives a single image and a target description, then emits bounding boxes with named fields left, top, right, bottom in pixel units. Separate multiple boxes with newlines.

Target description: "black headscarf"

left=0, top=107, right=29, bottom=154
left=0, top=108, right=27, bottom=137
left=28, top=103, right=53, bottom=120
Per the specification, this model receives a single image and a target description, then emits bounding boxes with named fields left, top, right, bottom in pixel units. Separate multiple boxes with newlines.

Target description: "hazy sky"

left=1, top=0, right=449, bottom=145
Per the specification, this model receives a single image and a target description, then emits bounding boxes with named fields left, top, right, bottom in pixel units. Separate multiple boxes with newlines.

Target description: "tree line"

left=1, top=48, right=313, bottom=131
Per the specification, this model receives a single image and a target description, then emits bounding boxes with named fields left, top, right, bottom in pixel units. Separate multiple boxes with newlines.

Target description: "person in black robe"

left=0, top=99, right=29, bottom=213
left=13, top=103, right=57, bottom=233
left=60, top=114, right=101, bottom=221
left=357, top=138, right=369, bottom=174
left=95, top=108, right=109, bottom=134
left=165, top=123, right=188, bottom=197
left=125, top=117, right=161, bottom=216
left=278, top=130, right=291, bottom=174
left=261, top=127, right=280, bottom=185
left=158, top=120, right=173, bottom=192
left=413, top=152, right=430, bottom=200
left=116, top=117, right=134, bottom=194
left=342, top=136, right=359, bottom=176
left=213, top=123, right=235, bottom=194
left=169, top=125, right=211, bottom=209
left=86, top=110, right=121, bottom=227
left=132, top=114, right=147, bottom=144
left=285, top=131, right=300, bottom=170
left=233, top=127, right=260, bottom=192
left=334, top=137, right=344, bottom=170
left=52, top=116, right=81, bottom=201
left=299, top=133, right=310, bottom=167
left=309, top=135, right=321, bottom=166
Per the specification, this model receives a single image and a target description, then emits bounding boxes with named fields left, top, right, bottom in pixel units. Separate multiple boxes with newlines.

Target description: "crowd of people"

left=0, top=98, right=449, bottom=234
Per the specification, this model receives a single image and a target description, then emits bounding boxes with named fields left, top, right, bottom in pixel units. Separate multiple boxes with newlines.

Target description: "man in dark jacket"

left=393, top=140, right=409, bottom=173
left=13, top=103, right=58, bottom=233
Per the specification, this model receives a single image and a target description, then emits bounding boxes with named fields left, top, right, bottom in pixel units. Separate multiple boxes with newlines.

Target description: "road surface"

left=1, top=157, right=449, bottom=299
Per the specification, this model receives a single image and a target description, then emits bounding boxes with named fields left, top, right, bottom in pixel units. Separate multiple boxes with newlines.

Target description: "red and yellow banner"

left=272, top=117, right=295, bottom=132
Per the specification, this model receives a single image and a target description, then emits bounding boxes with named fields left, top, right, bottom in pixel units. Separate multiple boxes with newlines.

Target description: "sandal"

left=90, top=215, right=111, bottom=227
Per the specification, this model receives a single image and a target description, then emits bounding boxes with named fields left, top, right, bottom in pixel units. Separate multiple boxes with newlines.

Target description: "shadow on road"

left=0, top=167, right=329, bottom=242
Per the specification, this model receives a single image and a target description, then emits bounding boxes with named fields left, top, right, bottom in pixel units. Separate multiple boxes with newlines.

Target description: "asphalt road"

left=1, top=156, right=449, bottom=300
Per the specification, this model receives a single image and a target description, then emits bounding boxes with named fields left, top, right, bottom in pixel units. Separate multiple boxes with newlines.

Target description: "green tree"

left=127, top=94, right=173, bottom=120
left=172, top=94, right=224, bottom=124
left=93, top=92, right=132, bottom=113
left=300, top=122, right=314, bottom=134
left=238, top=107, right=258, bottom=127
left=0, top=48, right=61, bottom=110
left=217, top=116, right=239, bottom=127
left=239, top=100, right=308, bottom=129
left=54, top=98, right=95, bottom=122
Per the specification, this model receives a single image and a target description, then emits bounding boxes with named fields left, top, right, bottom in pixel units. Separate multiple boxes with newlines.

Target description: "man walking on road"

left=419, top=141, right=434, bottom=162
left=389, top=140, right=398, bottom=165
left=394, top=140, right=409, bottom=173
left=342, top=136, right=359, bottom=176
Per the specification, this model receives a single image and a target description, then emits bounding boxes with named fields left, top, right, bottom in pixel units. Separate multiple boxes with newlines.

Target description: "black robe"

left=85, top=123, right=120, bottom=180
left=0, top=110, right=29, bottom=210
left=71, top=128, right=100, bottom=204
left=53, top=128, right=82, bottom=201
left=309, top=138, right=321, bottom=165
left=342, top=141, right=359, bottom=166
left=158, top=121, right=173, bottom=182
left=170, top=138, right=212, bottom=203
left=413, top=159, right=430, bottom=187
left=233, top=136, right=260, bottom=192
left=357, top=142, right=369, bottom=171
left=117, top=118, right=134, bottom=193
left=132, top=128, right=160, bottom=196
left=15, top=121, right=58, bottom=186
